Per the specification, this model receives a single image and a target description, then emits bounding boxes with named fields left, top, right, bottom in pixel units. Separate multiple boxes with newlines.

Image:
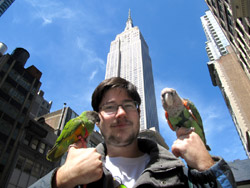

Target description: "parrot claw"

left=78, top=135, right=87, bottom=148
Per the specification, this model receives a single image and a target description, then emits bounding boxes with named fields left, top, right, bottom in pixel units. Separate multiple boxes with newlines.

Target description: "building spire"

left=125, top=8, right=133, bottom=30
left=128, top=8, right=131, bottom=20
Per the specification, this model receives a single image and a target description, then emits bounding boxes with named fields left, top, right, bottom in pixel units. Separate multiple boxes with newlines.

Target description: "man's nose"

left=115, top=105, right=127, bottom=117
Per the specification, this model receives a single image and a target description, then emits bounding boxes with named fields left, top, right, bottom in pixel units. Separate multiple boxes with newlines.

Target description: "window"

left=4, top=103, right=19, bottom=119
left=18, top=114, right=25, bottom=124
left=9, top=69, right=33, bottom=91
left=31, top=162, right=41, bottom=177
left=16, top=156, right=25, bottom=170
left=30, top=139, right=39, bottom=150
left=23, top=135, right=48, bottom=154
left=9, top=87, right=25, bottom=104
left=2, top=63, right=10, bottom=72
left=12, top=129, right=19, bottom=140
left=38, top=143, right=46, bottom=154
left=10, top=98, right=22, bottom=109
left=8, top=155, right=50, bottom=188
left=23, top=159, right=33, bottom=174
left=23, top=134, right=32, bottom=146
left=0, top=118, right=12, bottom=136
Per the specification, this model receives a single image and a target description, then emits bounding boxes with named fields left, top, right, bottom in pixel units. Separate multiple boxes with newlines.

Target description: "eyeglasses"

left=99, top=100, right=139, bottom=115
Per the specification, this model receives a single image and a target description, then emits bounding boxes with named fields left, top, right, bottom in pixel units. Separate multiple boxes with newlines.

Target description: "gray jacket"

left=29, top=138, right=236, bottom=188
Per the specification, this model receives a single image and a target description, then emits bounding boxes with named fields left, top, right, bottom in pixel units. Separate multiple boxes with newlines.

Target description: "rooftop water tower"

left=0, top=42, right=7, bottom=56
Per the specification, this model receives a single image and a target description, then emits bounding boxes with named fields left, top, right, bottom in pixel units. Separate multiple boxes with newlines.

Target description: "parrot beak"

left=86, top=111, right=100, bottom=124
left=164, top=93, right=173, bottom=106
left=93, top=111, right=100, bottom=124
left=161, top=88, right=176, bottom=110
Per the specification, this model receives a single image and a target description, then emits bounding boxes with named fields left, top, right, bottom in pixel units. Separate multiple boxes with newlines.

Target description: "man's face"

left=97, top=87, right=140, bottom=147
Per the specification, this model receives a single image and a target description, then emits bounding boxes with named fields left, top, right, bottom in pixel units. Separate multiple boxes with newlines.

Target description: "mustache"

left=111, top=118, right=132, bottom=126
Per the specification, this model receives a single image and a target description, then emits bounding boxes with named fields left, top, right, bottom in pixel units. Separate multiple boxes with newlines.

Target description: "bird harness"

left=165, top=99, right=198, bottom=131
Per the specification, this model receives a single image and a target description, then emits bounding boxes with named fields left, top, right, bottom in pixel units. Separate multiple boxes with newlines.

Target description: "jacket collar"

left=96, top=138, right=184, bottom=170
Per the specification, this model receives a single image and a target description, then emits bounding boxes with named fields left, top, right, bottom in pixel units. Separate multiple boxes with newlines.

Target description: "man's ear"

left=137, top=107, right=140, bottom=116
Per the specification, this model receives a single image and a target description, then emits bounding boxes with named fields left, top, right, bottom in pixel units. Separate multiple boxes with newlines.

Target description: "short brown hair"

left=91, top=77, right=141, bottom=112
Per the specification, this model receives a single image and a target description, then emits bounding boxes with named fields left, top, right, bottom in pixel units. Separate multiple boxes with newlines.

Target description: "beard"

left=101, top=119, right=140, bottom=147
left=105, top=130, right=139, bottom=147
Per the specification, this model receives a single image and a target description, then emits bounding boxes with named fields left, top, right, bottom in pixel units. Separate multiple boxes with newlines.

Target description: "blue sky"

left=0, top=0, right=247, bottom=161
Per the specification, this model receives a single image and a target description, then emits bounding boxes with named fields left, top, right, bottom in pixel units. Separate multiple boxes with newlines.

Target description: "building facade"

left=0, top=0, right=15, bottom=17
left=105, top=10, right=159, bottom=132
left=0, top=44, right=102, bottom=187
left=205, top=0, right=250, bottom=79
left=201, top=10, right=230, bottom=61
left=42, top=106, right=78, bottom=136
left=29, top=90, right=52, bottom=119
left=0, top=46, right=58, bottom=187
left=7, top=118, right=58, bottom=188
left=201, top=10, right=250, bottom=158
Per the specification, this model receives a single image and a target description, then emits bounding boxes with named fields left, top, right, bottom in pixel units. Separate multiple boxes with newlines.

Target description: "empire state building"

left=105, top=10, right=159, bottom=132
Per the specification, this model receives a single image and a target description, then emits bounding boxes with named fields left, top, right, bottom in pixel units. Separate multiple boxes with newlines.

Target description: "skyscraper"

left=201, top=10, right=230, bottom=61
left=0, top=0, right=15, bottom=17
left=205, top=0, right=250, bottom=79
left=105, top=10, right=159, bottom=132
left=201, top=10, right=250, bottom=158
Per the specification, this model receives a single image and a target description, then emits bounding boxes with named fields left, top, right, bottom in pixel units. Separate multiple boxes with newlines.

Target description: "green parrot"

left=161, top=88, right=210, bottom=150
left=46, top=111, right=100, bottom=162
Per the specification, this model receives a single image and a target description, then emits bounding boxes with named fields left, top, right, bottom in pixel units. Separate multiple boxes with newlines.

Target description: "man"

left=30, top=77, right=236, bottom=188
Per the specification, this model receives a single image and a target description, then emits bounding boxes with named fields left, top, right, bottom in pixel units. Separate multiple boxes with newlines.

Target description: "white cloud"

left=93, top=57, right=106, bottom=68
left=42, top=17, right=52, bottom=25
left=199, top=103, right=231, bottom=137
left=76, top=37, right=106, bottom=69
left=89, top=70, right=98, bottom=81
left=24, top=0, right=75, bottom=25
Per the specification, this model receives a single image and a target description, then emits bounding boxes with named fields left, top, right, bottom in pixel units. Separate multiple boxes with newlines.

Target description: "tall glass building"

left=201, top=10, right=230, bottom=61
left=0, top=0, right=15, bottom=17
left=105, top=10, right=159, bottom=132
left=204, top=0, right=250, bottom=79
left=201, top=10, right=250, bottom=158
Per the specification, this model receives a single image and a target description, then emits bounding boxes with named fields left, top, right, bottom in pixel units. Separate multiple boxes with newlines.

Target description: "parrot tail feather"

left=46, top=145, right=66, bottom=162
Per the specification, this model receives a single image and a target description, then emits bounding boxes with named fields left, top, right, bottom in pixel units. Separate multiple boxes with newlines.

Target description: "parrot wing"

left=46, top=117, right=84, bottom=162
left=56, top=117, right=83, bottom=143
left=185, top=99, right=203, bottom=126
left=186, top=99, right=211, bottom=150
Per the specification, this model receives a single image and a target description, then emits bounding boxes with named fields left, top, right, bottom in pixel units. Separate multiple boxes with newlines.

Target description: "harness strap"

left=182, top=100, right=198, bottom=123
left=165, top=111, right=175, bottom=131
left=165, top=100, right=199, bottom=131
left=83, top=127, right=89, bottom=139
